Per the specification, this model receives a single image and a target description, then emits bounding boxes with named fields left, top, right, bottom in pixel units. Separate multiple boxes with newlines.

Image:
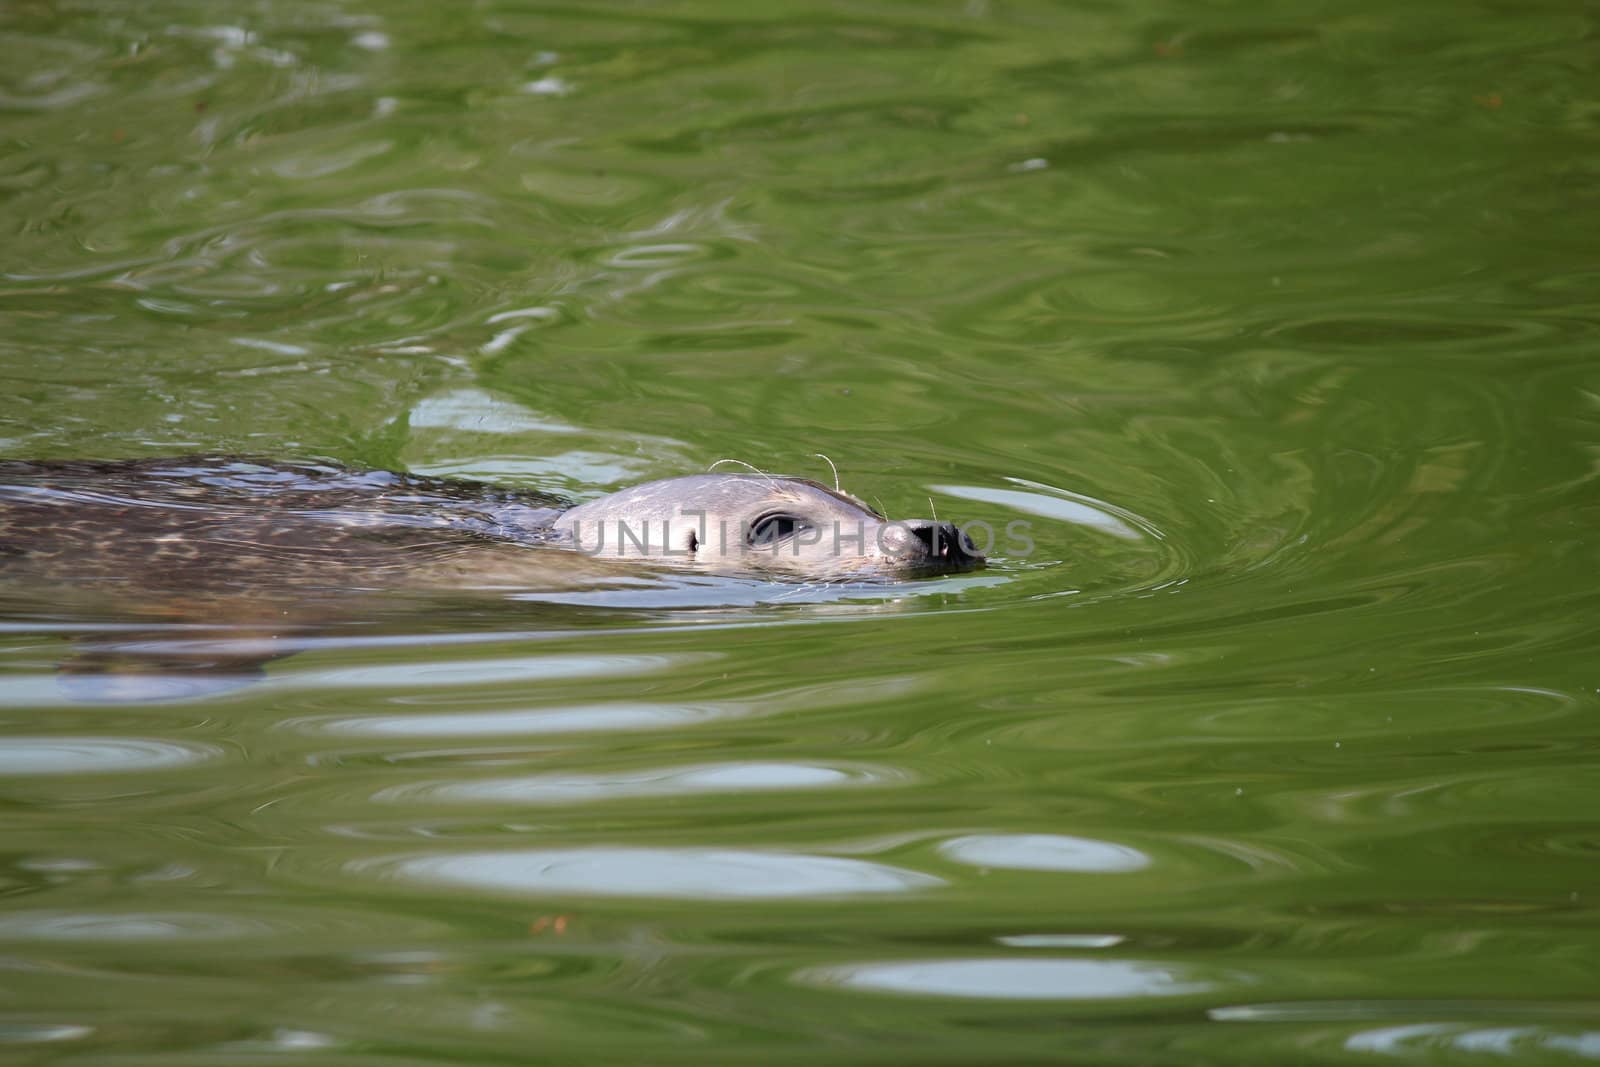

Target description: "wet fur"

left=0, top=456, right=570, bottom=599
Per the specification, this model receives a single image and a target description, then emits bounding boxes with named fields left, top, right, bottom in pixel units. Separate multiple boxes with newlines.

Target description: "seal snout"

left=906, top=520, right=983, bottom=567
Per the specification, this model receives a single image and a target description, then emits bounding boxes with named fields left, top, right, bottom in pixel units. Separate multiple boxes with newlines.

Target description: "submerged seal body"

left=0, top=456, right=982, bottom=604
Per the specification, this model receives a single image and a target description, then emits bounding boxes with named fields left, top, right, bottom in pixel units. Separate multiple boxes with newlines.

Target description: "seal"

left=0, top=457, right=983, bottom=699
left=0, top=456, right=983, bottom=602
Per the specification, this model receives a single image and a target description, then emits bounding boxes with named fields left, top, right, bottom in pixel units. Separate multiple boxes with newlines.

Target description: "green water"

left=4, top=1, right=1600, bottom=1062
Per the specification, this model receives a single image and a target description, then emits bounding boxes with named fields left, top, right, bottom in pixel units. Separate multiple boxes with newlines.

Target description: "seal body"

left=0, top=457, right=568, bottom=599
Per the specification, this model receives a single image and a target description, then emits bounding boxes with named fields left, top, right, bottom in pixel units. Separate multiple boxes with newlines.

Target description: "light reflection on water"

left=280, top=652, right=692, bottom=690
left=1344, top=1026, right=1600, bottom=1060
left=997, top=934, right=1127, bottom=949
left=0, top=737, right=220, bottom=774
left=358, top=847, right=943, bottom=900
left=1210, top=1005, right=1600, bottom=1062
left=939, top=833, right=1152, bottom=873
left=0, top=911, right=265, bottom=941
left=931, top=479, right=1155, bottom=543
left=803, top=958, right=1213, bottom=1001
left=373, top=761, right=884, bottom=805
left=312, top=701, right=739, bottom=738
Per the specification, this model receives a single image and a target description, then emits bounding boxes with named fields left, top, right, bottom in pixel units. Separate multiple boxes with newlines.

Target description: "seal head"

left=554, top=473, right=983, bottom=578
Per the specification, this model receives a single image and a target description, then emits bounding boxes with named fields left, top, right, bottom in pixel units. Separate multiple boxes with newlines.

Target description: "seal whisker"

left=813, top=453, right=841, bottom=493
left=707, top=458, right=778, bottom=486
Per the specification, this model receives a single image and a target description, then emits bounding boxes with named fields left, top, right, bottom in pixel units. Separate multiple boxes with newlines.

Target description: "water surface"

left=3, top=1, right=1600, bottom=1063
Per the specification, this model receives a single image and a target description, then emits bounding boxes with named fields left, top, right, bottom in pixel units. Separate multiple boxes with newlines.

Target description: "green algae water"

left=4, top=1, right=1600, bottom=1063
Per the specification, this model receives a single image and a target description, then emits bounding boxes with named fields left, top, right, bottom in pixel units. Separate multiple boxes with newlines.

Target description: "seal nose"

left=908, top=521, right=983, bottom=566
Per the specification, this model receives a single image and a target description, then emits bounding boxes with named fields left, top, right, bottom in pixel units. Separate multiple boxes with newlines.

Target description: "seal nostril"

left=908, top=523, right=938, bottom=557
left=908, top=521, right=978, bottom=563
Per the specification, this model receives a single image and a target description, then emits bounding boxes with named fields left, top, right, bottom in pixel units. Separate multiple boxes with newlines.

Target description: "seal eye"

left=749, top=513, right=809, bottom=544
